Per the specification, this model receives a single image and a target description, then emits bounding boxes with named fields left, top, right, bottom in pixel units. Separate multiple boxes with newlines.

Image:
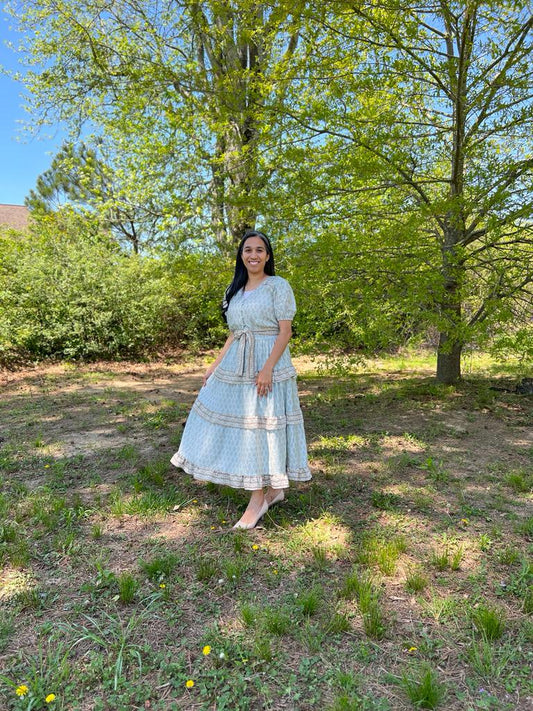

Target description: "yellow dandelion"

left=193, top=499, right=198, bottom=503
left=185, top=679, right=194, bottom=688
left=461, top=518, right=469, bottom=524
left=407, top=646, right=418, bottom=653
left=159, top=583, right=166, bottom=589
left=252, top=544, right=259, bottom=550
left=45, top=693, right=56, bottom=703
left=15, top=685, right=28, bottom=697
left=203, top=645, right=211, bottom=655
left=210, top=525, right=216, bottom=530
left=44, top=465, right=50, bottom=469
left=273, top=570, right=278, bottom=575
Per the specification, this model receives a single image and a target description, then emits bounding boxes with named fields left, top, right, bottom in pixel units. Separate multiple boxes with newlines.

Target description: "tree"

left=9, top=0, right=304, bottom=251
left=278, top=1, right=533, bottom=382
left=25, top=141, right=162, bottom=252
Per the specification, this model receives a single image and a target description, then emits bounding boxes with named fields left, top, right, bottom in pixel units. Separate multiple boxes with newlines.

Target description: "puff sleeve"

left=273, top=278, right=297, bottom=321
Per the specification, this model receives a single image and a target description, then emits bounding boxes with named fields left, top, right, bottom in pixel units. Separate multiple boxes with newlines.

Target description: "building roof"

left=0, top=204, right=30, bottom=230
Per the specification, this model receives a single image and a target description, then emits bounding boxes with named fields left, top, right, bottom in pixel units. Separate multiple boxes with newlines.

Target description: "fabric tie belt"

left=232, top=328, right=279, bottom=379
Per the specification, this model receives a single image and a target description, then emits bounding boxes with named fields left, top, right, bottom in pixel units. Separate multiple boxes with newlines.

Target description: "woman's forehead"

left=243, top=236, right=266, bottom=248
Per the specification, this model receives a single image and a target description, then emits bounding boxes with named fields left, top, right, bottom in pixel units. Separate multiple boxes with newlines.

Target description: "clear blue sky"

left=0, top=10, right=64, bottom=206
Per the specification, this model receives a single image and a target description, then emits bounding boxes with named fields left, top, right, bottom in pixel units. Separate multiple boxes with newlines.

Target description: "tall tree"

left=278, top=1, right=533, bottom=382
left=25, top=141, right=162, bottom=253
left=8, top=0, right=303, bottom=251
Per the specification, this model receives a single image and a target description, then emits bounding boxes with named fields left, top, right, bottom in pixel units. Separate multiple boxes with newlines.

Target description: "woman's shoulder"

left=267, top=275, right=292, bottom=290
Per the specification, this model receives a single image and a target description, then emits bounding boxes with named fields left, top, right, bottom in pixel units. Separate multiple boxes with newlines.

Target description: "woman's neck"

left=245, top=272, right=268, bottom=290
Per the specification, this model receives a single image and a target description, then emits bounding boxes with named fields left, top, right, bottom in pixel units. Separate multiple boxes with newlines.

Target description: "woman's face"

left=241, top=236, right=269, bottom=276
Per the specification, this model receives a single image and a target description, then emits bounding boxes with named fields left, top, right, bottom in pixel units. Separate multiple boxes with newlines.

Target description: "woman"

left=171, top=230, right=311, bottom=529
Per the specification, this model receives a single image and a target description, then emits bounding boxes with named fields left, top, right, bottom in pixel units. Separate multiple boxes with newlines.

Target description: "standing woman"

left=171, top=230, right=311, bottom=529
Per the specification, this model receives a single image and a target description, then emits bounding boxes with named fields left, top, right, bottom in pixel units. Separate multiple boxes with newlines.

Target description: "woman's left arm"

left=255, top=320, right=292, bottom=397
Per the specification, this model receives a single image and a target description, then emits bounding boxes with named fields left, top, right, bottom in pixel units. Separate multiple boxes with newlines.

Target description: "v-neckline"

left=243, top=276, right=272, bottom=294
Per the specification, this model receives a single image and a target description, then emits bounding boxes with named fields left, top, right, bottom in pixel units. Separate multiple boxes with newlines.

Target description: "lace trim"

left=170, top=452, right=312, bottom=491
left=214, top=365, right=297, bottom=384
left=192, top=400, right=304, bottom=430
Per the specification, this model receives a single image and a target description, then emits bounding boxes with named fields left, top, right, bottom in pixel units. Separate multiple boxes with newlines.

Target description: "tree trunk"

left=436, top=334, right=462, bottom=384
left=436, top=231, right=464, bottom=384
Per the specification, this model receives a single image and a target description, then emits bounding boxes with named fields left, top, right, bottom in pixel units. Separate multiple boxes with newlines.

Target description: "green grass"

left=400, top=664, right=446, bottom=709
left=471, top=604, right=506, bottom=640
left=0, top=355, right=531, bottom=710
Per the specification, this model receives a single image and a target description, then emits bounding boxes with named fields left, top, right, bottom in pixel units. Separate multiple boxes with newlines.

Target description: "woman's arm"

left=255, top=320, right=292, bottom=396
left=203, top=333, right=235, bottom=386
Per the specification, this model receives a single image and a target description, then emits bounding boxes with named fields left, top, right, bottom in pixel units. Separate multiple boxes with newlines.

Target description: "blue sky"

left=0, top=11, right=64, bottom=206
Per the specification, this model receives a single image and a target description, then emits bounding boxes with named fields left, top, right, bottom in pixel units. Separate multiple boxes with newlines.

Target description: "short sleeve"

left=274, top=278, right=296, bottom=321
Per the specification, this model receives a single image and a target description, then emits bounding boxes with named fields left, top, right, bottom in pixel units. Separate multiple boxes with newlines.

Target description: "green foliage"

left=117, top=573, right=139, bottom=605
left=471, top=605, right=506, bottom=641
left=401, top=665, right=446, bottom=709
left=0, top=216, right=229, bottom=364
left=139, top=553, right=179, bottom=582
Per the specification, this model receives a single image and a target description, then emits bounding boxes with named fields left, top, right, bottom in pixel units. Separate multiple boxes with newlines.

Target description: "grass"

left=401, top=664, right=446, bottom=709
left=0, top=352, right=531, bottom=710
left=471, top=604, right=506, bottom=640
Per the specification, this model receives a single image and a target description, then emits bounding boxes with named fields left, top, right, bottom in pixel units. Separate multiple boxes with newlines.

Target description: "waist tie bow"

left=232, top=328, right=279, bottom=379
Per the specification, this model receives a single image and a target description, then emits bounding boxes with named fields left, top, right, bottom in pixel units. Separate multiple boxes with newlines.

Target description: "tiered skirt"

left=171, top=334, right=311, bottom=490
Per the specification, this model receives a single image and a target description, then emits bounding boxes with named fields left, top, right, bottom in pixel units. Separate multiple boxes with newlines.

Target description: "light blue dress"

left=171, top=276, right=311, bottom=490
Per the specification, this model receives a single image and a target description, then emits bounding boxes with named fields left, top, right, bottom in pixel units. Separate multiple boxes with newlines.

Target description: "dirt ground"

left=0, top=354, right=532, bottom=710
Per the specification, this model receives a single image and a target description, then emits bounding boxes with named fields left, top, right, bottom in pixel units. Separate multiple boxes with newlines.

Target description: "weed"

left=405, top=570, right=428, bottom=593
left=263, top=606, right=291, bottom=635
left=64, top=610, right=145, bottom=691
left=117, top=572, right=138, bottom=604
left=339, top=568, right=371, bottom=600
left=325, top=610, right=351, bottom=634
left=223, top=557, right=246, bottom=583
left=196, top=556, right=219, bottom=582
left=297, top=587, right=322, bottom=617
left=401, top=664, right=445, bottom=709
left=450, top=546, right=464, bottom=570
left=91, top=522, right=103, bottom=539
left=523, top=586, right=533, bottom=614
left=131, top=459, right=168, bottom=490
left=232, top=531, right=247, bottom=554
left=362, top=601, right=386, bottom=640
left=0, top=613, right=15, bottom=652
left=240, top=603, right=257, bottom=627
left=354, top=535, right=407, bottom=575
left=253, top=637, right=273, bottom=662
left=497, top=546, right=520, bottom=565
left=420, top=592, right=459, bottom=622
left=420, top=457, right=450, bottom=484
left=386, top=452, right=421, bottom=472
left=298, top=621, right=326, bottom=652
left=515, top=516, right=533, bottom=538
left=117, top=444, right=139, bottom=462
left=140, top=552, right=179, bottom=582
left=466, top=637, right=513, bottom=680
left=471, top=604, right=506, bottom=640
left=311, top=545, right=328, bottom=568
left=15, top=588, right=46, bottom=611
left=371, top=490, right=402, bottom=510
left=0, top=640, right=72, bottom=708
left=505, top=468, right=533, bottom=493
left=431, top=546, right=462, bottom=571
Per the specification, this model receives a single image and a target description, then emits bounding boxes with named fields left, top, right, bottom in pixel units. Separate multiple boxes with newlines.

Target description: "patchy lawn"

left=0, top=353, right=531, bottom=710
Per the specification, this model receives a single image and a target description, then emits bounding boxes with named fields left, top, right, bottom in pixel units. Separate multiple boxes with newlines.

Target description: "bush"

left=0, top=212, right=230, bottom=364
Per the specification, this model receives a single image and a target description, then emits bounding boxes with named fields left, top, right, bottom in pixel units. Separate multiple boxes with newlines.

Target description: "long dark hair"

left=221, top=230, right=275, bottom=322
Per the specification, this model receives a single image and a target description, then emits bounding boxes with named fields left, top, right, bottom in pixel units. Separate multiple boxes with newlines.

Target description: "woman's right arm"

left=203, top=333, right=234, bottom=386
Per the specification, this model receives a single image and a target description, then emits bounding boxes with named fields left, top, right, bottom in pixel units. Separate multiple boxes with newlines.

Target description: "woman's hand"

left=203, top=364, right=216, bottom=387
left=255, top=366, right=273, bottom=397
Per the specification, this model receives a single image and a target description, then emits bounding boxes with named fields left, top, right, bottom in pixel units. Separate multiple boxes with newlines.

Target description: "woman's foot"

left=233, top=492, right=268, bottom=529
left=265, top=487, right=285, bottom=507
